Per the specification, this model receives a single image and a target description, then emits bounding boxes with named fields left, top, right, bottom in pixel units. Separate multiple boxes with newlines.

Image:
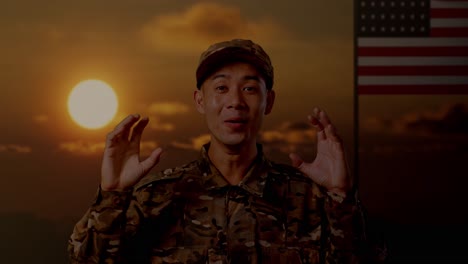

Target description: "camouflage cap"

left=196, top=39, right=274, bottom=90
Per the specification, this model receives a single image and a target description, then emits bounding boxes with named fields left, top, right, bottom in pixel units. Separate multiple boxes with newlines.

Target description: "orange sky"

left=1, top=0, right=467, bottom=217
left=0, top=0, right=357, bottom=216
left=1, top=1, right=468, bottom=261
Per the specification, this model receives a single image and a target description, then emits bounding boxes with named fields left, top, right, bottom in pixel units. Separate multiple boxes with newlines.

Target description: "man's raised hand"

left=289, top=107, right=352, bottom=197
left=101, top=114, right=163, bottom=191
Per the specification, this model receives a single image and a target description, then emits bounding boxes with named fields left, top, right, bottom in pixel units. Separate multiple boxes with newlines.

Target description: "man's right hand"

left=101, top=114, right=163, bottom=191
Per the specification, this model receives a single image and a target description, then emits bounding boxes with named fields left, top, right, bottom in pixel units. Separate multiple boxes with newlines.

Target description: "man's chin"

left=217, top=134, right=249, bottom=147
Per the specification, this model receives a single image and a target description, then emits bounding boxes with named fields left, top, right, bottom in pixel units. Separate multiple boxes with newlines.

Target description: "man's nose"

left=227, top=88, right=246, bottom=110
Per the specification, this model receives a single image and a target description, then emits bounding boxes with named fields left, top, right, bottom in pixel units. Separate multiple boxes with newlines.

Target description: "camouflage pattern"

left=69, top=144, right=364, bottom=263
left=196, top=39, right=274, bottom=90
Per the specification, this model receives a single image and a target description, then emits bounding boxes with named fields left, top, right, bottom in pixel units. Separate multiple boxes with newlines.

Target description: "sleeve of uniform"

left=68, top=187, right=134, bottom=263
left=68, top=171, right=181, bottom=263
left=321, top=188, right=366, bottom=264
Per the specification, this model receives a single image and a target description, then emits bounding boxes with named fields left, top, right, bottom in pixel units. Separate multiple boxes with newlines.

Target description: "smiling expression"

left=194, top=62, right=275, bottom=148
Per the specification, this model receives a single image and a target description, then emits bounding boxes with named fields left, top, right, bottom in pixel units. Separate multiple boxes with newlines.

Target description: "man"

left=69, top=39, right=365, bottom=263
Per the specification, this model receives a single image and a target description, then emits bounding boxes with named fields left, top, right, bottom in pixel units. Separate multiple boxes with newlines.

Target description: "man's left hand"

left=289, top=107, right=353, bottom=197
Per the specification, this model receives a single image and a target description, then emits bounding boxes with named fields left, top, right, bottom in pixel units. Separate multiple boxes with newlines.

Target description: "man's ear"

left=194, top=89, right=205, bottom=114
left=264, top=90, right=275, bottom=115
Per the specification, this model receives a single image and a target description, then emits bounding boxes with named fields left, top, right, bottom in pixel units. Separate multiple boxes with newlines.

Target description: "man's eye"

left=243, top=87, right=256, bottom=92
left=216, top=86, right=227, bottom=91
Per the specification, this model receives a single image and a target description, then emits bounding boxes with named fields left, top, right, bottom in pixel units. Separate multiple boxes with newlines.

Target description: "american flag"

left=356, top=0, right=468, bottom=94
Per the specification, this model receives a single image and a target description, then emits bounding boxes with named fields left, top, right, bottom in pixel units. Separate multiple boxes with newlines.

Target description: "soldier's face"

left=194, top=62, right=275, bottom=148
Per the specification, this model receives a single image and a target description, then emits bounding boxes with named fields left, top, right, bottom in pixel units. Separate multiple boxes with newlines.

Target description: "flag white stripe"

left=431, top=0, right=468, bottom=9
left=358, top=38, right=468, bottom=47
left=358, top=57, right=468, bottom=66
left=359, top=76, right=468, bottom=85
left=431, top=19, right=468, bottom=28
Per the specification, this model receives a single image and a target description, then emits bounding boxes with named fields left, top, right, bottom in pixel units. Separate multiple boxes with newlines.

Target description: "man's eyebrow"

left=210, top=74, right=228, bottom=81
left=244, top=75, right=261, bottom=82
left=210, top=74, right=261, bottom=82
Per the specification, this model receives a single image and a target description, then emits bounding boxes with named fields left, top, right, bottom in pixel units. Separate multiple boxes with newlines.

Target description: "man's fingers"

left=308, top=114, right=323, bottom=129
left=325, top=124, right=342, bottom=143
left=114, top=114, right=140, bottom=132
left=140, top=147, right=163, bottom=173
left=313, top=107, right=320, bottom=117
left=317, top=108, right=332, bottom=127
left=310, top=107, right=338, bottom=141
left=106, top=114, right=141, bottom=144
left=130, top=117, right=150, bottom=143
left=308, top=115, right=326, bottom=141
left=119, top=114, right=142, bottom=141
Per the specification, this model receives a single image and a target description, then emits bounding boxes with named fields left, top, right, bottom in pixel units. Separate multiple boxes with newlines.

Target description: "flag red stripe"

left=431, top=27, right=468, bottom=37
left=358, top=66, right=468, bottom=75
left=358, top=84, right=468, bottom=94
left=431, top=8, right=468, bottom=18
left=358, top=47, right=468, bottom=56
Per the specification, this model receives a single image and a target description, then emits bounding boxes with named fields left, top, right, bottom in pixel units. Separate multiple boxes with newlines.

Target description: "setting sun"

left=68, top=80, right=118, bottom=129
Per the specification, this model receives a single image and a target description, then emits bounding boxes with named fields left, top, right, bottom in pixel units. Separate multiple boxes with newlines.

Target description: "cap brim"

left=196, top=47, right=270, bottom=89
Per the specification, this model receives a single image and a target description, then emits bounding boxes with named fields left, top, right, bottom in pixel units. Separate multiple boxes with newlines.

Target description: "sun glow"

left=68, top=80, right=118, bottom=129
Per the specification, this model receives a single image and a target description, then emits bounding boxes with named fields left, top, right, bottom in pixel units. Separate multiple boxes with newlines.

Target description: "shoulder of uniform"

left=134, top=160, right=199, bottom=190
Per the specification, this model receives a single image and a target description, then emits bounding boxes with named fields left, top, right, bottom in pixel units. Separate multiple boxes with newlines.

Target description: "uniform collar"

left=197, top=143, right=270, bottom=197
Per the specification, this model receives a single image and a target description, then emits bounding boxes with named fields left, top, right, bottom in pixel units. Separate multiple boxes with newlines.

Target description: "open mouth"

left=224, top=118, right=248, bottom=129
left=225, top=118, right=247, bottom=124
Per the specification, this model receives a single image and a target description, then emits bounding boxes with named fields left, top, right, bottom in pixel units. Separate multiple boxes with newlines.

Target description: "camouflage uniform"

left=69, top=144, right=364, bottom=263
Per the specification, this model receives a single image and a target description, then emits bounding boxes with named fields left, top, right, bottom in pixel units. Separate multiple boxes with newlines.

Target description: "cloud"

left=0, top=144, right=32, bottom=154
left=260, top=121, right=316, bottom=154
left=148, top=121, right=175, bottom=132
left=403, top=103, right=468, bottom=135
left=58, top=140, right=160, bottom=156
left=58, top=141, right=105, bottom=155
left=143, top=101, right=191, bottom=132
left=33, top=114, right=49, bottom=124
left=363, top=103, right=468, bottom=137
left=140, top=2, right=286, bottom=53
left=360, top=142, right=465, bottom=155
left=172, top=134, right=211, bottom=151
left=139, top=141, right=160, bottom=156
left=148, top=102, right=190, bottom=116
